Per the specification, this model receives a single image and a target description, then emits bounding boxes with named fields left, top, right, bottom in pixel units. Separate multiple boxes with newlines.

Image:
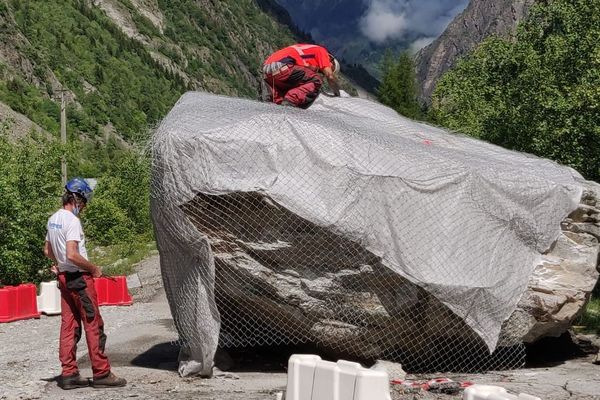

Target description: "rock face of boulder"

left=510, top=181, right=600, bottom=342
left=187, top=192, right=495, bottom=372
left=184, top=182, right=599, bottom=372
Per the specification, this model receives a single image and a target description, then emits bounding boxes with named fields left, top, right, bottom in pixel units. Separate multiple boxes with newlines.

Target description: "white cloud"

left=359, top=0, right=468, bottom=44
left=409, top=36, right=436, bottom=53
left=359, top=1, right=408, bottom=43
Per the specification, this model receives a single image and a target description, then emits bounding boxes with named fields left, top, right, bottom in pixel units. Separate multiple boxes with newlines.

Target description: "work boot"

left=92, top=372, right=127, bottom=388
left=58, top=373, right=89, bottom=390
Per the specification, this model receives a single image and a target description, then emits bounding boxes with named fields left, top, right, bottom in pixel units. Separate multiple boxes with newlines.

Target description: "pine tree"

left=377, top=51, right=421, bottom=119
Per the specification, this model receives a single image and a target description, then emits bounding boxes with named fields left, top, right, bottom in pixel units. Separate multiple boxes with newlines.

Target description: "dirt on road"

left=0, top=255, right=598, bottom=399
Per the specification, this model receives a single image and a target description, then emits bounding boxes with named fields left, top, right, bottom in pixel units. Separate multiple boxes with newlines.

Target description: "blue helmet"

left=65, top=177, right=93, bottom=203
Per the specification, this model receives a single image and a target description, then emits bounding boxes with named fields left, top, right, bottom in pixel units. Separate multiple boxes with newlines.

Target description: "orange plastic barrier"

left=94, top=276, right=133, bottom=306
left=0, top=284, right=41, bottom=323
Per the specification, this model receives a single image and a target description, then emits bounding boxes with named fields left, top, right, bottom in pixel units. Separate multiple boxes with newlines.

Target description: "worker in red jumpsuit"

left=263, top=43, right=341, bottom=109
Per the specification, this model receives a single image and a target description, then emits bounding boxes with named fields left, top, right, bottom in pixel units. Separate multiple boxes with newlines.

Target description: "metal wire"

left=150, top=92, right=583, bottom=374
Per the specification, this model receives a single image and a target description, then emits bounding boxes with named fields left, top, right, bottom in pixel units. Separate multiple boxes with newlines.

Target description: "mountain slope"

left=415, top=0, right=536, bottom=103
left=0, top=0, right=297, bottom=142
left=0, top=101, right=45, bottom=138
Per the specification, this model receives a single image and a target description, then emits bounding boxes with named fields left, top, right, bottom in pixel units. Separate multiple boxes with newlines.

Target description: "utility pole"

left=60, top=91, right=67, bottom=186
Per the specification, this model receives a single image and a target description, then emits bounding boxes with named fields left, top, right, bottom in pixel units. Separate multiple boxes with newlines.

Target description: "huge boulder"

left=151, top=92, right=595, bottom=375
left=187, top=185, right=599, bottom=372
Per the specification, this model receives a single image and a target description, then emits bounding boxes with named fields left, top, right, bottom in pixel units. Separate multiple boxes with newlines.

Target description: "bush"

left=0, top=124, right=62, bottom=286
left=0, top=123, right=151, bottom=285
left=80, top=149, right=151, bottom=246
left=83, top=197, right=134, bottom=246
left=88, top=151, right=152, bottom=235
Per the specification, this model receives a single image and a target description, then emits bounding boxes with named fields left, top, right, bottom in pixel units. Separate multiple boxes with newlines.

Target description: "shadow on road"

left=124, top=342, right=323, bottom=373
left=129, top=341, right=181, bottom=370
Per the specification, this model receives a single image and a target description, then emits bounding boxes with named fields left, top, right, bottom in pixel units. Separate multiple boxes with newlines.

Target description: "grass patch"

left=88, top=237, right=156, bottom=277
left=575, top=296, right=600, bottom=334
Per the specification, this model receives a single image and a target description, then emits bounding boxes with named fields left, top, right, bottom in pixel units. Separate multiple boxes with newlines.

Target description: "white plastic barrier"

left=37, top=281, right=61, bottom=315
left=285, top=354, right=392, bottom=400
left=464, top=385, right=542, bottom=400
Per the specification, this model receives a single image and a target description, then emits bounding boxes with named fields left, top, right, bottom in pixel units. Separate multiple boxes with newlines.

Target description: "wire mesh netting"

left=150, top=92, right=583, bottom=376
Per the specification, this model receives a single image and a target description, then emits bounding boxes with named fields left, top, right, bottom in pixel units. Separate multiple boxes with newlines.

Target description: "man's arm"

left=43, top=241, right=59, bottom=275
left=322, top=66, right=341, bottom=97
left=264, top=79, right=284, bottom=104
left=44, top=240, right=57, bottom=262
left=66, top=241, right=102, bottom=278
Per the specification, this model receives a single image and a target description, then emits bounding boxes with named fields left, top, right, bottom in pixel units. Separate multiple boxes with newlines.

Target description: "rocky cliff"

left=90, top=0, right=292, bottom=97
left=415, top=0, right=536, bottom=103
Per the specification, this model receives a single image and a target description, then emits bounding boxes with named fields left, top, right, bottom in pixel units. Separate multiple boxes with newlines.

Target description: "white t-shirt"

left=46, top=209, right=88, bottom=273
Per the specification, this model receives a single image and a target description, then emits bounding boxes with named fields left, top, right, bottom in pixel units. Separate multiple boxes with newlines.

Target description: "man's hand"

left=66, top=240, right=102, bottom=276
left=322, top=66, right=341, bottom=97
left=92, top=266, right=102, bottom=279
left=50, top=264, right=59, bottom=276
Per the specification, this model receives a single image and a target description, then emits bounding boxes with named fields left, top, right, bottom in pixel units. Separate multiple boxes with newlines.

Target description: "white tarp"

left=151, top=92, right=583, bottom=375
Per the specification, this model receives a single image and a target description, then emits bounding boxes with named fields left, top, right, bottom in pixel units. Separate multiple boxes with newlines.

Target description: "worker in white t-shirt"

left=44, top=177, right=126, bottom=390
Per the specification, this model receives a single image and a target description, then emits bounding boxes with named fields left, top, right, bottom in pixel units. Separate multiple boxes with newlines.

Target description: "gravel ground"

left=1, top=255, right=599, bottom=399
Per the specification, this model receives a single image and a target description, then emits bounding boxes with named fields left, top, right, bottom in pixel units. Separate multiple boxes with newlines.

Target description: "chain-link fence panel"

left=150, top=92, right=583, bottom=376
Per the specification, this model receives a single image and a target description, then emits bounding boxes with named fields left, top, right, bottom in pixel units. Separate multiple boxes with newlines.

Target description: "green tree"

left=377, top=51, right=421, bottom=119
left=0, top=124, right=154, bottom=285
left=83, top=197, right=134, bottom=246
left=84, top=151, right=152, bottom=237
left=0, top=123, right=62, bottom=286
left=432, top=0, right=600, bottom=181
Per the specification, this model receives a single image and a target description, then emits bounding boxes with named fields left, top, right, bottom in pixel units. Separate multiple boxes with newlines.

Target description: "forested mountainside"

left=415, top=0, right=536, bottom=102
left=0, top=0, right=296, bottom=142
left=0, top=0, right=300, bottom=285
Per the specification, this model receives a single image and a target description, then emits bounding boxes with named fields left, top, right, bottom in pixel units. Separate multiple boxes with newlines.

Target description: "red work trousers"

left=57, top=272, right=110, bottom=378
left=264, top=65, right=323, bottom=109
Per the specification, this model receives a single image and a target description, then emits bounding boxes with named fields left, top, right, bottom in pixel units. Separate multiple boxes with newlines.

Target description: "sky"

left=359, top=0, right=469, bottom=50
